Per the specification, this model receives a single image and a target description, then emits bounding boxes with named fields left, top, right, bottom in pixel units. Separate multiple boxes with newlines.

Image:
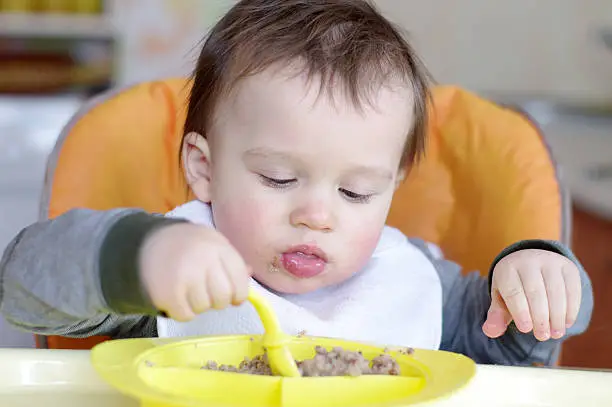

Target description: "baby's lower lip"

left=280, top=251, right=327, bottom=278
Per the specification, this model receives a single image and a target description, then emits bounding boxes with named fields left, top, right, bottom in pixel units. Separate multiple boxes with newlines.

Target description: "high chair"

left=36, top=78, right=570, bottom=357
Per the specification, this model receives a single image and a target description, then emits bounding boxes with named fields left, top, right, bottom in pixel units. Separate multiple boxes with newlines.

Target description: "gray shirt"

left=0, top=208, right=593, bottom=366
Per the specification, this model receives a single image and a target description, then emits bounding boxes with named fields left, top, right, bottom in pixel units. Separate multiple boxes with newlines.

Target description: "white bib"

left=157, top=201, right=443, bottom=350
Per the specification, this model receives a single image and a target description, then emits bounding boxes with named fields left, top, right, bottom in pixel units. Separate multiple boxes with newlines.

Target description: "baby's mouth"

left=278, top=245, right=328, bottom=279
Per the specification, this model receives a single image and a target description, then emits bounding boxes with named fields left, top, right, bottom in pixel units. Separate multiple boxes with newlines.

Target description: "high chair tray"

left=0, top=347, right=611, bottom=407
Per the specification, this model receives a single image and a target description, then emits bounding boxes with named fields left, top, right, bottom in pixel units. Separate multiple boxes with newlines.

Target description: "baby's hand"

left=482, top=249, right=581, bottom=341
left=139, top=223, right=251, bottom=322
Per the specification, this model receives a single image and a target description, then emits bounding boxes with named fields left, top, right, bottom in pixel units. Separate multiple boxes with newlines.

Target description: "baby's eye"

left=259, top=174, right=297, bottom=188
left=339, top=188, right=373, bottom=204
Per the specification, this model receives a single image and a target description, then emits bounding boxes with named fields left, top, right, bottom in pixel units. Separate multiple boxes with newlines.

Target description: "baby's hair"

left=184, top=0, right=432, bottom=169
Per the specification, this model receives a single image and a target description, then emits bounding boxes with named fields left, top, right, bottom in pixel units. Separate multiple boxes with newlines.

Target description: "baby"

left=0, top=0, right=593, bottom=365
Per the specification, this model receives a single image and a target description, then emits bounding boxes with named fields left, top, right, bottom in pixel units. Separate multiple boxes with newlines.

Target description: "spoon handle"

left=247, top=289, right=285, bottom=345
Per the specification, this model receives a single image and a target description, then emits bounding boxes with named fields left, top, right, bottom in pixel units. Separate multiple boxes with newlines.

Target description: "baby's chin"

left=252, top=271, right=343, bottom=295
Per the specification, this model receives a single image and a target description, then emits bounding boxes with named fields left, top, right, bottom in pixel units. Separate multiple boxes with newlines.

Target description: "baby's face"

left=206, top=67, right=414, bottom=294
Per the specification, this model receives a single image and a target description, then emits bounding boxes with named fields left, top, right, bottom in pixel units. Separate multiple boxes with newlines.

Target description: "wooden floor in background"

left=561, top=205, right=612, bottom=369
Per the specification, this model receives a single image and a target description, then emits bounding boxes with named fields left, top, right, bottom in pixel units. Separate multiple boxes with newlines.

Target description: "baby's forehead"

left=212, top=67, right=412, bottom=172
left=223, top=65, right=414, bottom=123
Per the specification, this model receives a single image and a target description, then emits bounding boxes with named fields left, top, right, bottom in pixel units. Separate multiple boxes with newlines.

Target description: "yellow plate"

left=91, top=335, right=476, bottom=407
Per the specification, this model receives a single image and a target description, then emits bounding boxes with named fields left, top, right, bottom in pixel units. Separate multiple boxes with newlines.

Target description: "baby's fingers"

left=483, top=292, right=513, bottom=338
left=542, top=266, right=566, bottom=339
left=162, top=292, right=197, bottom=322
left=186, top=285, right=211, bottom=315
left=518, top=268, right=550, bottom=341
left=206, top=258, right=234, bottom=310
left=220, top=247, right=251, bottom=306
left=496, top=268, right=532, bottom=333
left=563, top=263, right=582, bottom=328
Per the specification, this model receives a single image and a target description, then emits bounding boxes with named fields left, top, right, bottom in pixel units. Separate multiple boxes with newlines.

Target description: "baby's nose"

left=289, top=202, right=334, bottom=232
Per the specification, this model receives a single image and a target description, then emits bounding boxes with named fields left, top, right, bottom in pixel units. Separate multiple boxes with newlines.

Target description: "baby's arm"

left=408, top=238, right=593, bottom=366
left=0, top=208, right=185, bottom=339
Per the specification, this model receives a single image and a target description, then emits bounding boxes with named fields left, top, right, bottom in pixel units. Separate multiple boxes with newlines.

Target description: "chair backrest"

left=387, top=87, right=571, bottom=273
left=38, top=78, right=569, bottom=349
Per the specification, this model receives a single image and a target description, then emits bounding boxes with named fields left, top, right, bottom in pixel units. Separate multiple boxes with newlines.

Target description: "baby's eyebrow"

left=347, top=165, right=393, bottom=182
left=243, top=148, right=295, bottom=161
left=243, top=148, right=393, bottom=181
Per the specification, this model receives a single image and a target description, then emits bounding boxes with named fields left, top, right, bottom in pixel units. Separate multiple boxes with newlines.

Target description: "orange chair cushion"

left=387, top=87, right=562, bottom=274
left=47, top=79, right=192, bottom=218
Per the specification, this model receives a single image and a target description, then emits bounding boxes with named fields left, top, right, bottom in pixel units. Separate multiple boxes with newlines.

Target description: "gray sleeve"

left=408, top=238, right=594, bottom=366
left=0, top=208, right=185, bottom=339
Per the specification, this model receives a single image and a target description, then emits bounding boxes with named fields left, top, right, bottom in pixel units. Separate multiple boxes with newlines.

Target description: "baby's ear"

left=182, top=132, right=212, bottom=202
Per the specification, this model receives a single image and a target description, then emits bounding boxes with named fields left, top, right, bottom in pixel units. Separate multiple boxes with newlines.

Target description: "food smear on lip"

left=281, top=245, right=327, bottom=278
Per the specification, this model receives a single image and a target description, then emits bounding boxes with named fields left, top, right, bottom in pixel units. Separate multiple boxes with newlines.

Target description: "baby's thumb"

left=482, top=292, right=513, bottom=338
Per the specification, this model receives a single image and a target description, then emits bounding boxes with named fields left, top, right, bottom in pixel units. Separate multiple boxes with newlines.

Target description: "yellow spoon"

left=247, top=288, right=301, bottom=377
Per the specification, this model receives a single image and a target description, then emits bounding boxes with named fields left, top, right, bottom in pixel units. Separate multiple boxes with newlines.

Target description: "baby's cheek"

left=212, top=199, right=270, bottom=252
left=344, top=222, right=384, bottom=272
